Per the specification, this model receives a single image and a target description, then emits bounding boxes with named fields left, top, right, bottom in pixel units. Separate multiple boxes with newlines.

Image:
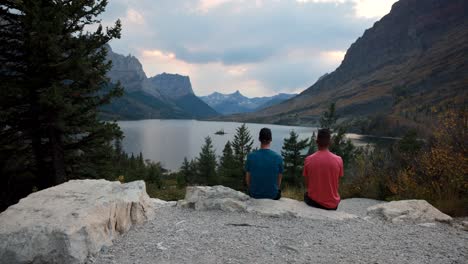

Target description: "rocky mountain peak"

left=312, top=0, right=467, bottom=93
left=105, top=45, right=147, bottom=92
left=148, top=73, right=194, bottom=99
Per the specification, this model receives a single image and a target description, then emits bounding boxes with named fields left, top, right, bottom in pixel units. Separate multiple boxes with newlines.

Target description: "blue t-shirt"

left=245, top=149, right=284, bottom=199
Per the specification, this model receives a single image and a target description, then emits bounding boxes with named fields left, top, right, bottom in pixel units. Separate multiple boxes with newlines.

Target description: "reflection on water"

left=346, top=133, right=399, bottom=147
left=118, top=119, right=394, bottom=171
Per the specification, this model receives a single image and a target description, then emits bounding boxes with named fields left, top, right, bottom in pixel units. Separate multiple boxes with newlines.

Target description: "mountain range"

left=200, top=91, right=296, bottom=115
left=100, top=46, right=218, bottom=120
left=222, top=0, right=467, bottom=136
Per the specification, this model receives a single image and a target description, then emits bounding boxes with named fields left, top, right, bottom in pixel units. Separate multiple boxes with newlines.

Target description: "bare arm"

left=245, top=172, right=251, bottom=190
left=277, top=173, right=282, bottom=188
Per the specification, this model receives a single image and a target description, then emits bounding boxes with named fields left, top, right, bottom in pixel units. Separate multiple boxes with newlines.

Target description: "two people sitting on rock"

left=245, top=128, right=343, bottom=211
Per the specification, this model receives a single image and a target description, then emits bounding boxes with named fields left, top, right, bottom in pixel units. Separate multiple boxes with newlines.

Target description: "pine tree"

left=307, top=132, right=318, bottom=155
left=179, top=157, right=191, bottom=185
left=146, top=162, right=162, bottom=189
left=281, top=130, right=309, bottom=186
left=218, top=141, right=241, bottom=190
left=197, top=137, right=217, bottom=185
left=0, top=0, right=122, bottom=206
left=319, top=102, right=338, bottom=130
left=319, top=103, right=355, bottom=166
left=189, top=159, right=198, bottom=182
left=330, top=127, right=355, bottom=165
left=232, top=124, right=254, bottom=174
left=0, top=1, right=122, bottom=206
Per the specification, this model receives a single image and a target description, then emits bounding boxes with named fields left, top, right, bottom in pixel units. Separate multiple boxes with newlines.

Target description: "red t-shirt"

left=303, top=150, right=344, bottom=209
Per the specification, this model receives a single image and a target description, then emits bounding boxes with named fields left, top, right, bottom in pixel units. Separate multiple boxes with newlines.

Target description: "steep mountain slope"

left=106, top=45, right=149, bottom=93
left=102, top=47, right=218, bottom=120
left=148, top=73, right=218, bottom=118
left=256, top=93, right=298, bottom=110
left=100, top=91, right=186, bottom=120
left=200, top=91, right=296, bottom=115
left=229, top=0, right=468, bottom=136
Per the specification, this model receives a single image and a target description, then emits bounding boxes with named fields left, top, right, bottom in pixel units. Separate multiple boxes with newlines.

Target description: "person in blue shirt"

left=245, top=128, right=284, bottom=200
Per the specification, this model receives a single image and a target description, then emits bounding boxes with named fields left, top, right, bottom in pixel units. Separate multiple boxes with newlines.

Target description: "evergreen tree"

left=319, top=102, right=338, bottom=130
left=232, top=124, right=254, bottom=174
left=146, top=162, right=162, bottom=189
left=319, top=103, right=356, bottom=166
left=197, top=137, right=217, bottom=185
left=281, top=130, right=309, bottom=186
left=330, top=127, right=355, bottom=165
left=307, top=132, right=318, bottom=155
left=179, top=157, right=191, bottom=186
left=218, top=141, right=241, bottom=190
left=0, top=0, right=122, bottom=207
left=189, top=159, right=198, bottom=182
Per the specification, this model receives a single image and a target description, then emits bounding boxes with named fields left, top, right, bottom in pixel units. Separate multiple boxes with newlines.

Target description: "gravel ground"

left=89, top=201, right=467, bottom=264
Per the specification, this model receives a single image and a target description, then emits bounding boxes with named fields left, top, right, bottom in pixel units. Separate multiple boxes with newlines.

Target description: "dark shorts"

left=303, top=192, right=337, bottom=210
left=248, top=190, right=281, bottom=200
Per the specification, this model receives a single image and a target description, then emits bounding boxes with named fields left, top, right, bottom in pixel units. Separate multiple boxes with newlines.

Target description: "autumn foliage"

left=388, top=109, right=468, bottom=215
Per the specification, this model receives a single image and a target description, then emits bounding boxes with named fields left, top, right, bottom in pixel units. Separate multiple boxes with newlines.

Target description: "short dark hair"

left=259, top=128, right=272, bottom=144
left=317, top=128, right=331, bottom=148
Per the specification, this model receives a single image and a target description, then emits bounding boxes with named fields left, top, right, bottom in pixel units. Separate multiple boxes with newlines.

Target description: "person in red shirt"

left=303, top=129, right=344, bottom=210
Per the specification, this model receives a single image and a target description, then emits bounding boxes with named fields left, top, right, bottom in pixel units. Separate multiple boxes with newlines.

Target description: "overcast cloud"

left=102, top=0, right=398, bottom=97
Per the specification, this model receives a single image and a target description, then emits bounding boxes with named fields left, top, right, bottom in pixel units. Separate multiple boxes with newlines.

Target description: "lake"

left=118, top=119, right=386, bottom=171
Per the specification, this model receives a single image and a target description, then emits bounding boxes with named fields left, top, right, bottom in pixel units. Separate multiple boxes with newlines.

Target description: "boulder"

left=366, top=200, right=452, bottom=224
left=0, top=179, right=158, bottom=264
left=462, top=221, right=468, bottom=231
left=178, top=186, right=357, bottom=220
left=247, top=198, right=357, bottom=220
left=178, top=185, right=249, bottom=212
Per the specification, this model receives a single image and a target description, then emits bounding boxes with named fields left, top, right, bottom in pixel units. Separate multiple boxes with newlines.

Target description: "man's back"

left=245, top=149, right=283, bottom=199
left=303, top=150, right=343, bottom=209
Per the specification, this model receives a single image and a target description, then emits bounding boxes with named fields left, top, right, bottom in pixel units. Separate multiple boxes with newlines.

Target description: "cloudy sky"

left=102, top=0, right=398, bottom=97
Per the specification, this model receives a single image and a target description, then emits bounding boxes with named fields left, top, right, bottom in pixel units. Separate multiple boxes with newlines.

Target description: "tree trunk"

left=30, top=97, right=51, bottom=190
left=49, top=127, right=66, bottom=185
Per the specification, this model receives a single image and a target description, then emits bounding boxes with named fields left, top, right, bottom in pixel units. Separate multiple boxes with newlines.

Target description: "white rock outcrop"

left=177, top=185, right=250, bottom=212
left=177, top=186, right=357, bottom=220
left=0, top=179, right=162, bottom=264
left=366, top=200, right=453, bottom=223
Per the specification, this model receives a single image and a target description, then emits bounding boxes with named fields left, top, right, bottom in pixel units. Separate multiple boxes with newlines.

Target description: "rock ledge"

left=0, top=179, right=164, bottom=264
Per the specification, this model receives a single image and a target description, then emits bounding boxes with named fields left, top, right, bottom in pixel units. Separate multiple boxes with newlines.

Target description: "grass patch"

left=146, top=182, right=186, bottom=201
left=282, top=185, right=304, bottom=201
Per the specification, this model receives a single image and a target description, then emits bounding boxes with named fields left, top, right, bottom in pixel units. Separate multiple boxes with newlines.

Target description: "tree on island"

left=197, top=137, right=218, bottom=185
left=0, top=0, right=122, bottom=208
left=281, top=130, right=309, bottom=186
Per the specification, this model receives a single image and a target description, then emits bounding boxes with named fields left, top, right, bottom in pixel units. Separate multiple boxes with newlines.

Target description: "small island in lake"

left=214, top=129, right=226, bottom=135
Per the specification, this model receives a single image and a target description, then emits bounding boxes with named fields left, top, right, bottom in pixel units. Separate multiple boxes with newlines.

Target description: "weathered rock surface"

left=177, top=186, right=357, bottom=220
left=462, top=220, right=468, bottom=231
left=247, top=198, right=357, bottom=220
left=0, top=179, right=159, bottom=264
left=105, top=45, right=147, bottom=93
left=177, top=185, right=250, bottom=212
left=366, top=199, right=453, bottom=224
left=147, top=72, right=194, bottom=99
